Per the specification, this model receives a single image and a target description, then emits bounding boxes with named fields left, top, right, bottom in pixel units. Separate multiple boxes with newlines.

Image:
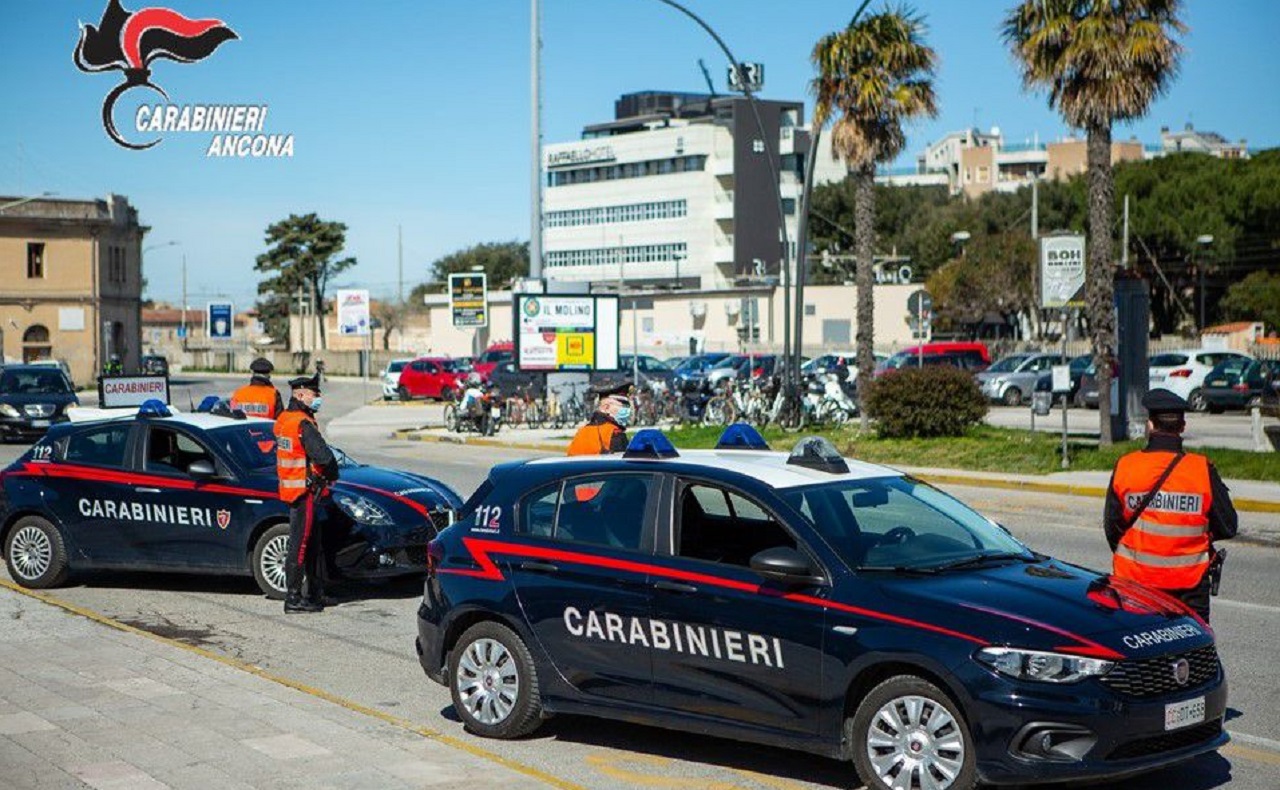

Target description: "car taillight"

left=1232, top=383, right=1249, bottom=392
left=1169, top=369, right=1192, bottom=378
left=426, top=539, right=444, bottom=573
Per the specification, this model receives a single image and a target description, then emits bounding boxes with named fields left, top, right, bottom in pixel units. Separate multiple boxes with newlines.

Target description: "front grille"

left=1106, top=720, right=1221, bottom=761
left=23, top=404, right=55, bottom=418
left=1099, top=645, right=1220, bottom=698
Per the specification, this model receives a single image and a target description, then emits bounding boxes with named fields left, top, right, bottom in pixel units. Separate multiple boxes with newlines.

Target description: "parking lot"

left=2, top=376, right=1279, bottom=789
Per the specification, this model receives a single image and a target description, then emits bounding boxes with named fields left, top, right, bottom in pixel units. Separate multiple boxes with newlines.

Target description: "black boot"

left=284, top=595, right=321, bottom=613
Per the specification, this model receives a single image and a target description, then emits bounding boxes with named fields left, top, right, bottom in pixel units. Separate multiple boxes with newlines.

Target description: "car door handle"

left=517, top=561, right=559, bottom=574
left=134, top=487, right=161, bottom=493
left=653, top=580, right=698, bottom=594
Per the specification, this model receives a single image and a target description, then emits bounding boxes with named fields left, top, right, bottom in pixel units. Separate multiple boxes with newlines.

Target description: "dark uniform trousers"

left=285, top=490, right=326, bottom=601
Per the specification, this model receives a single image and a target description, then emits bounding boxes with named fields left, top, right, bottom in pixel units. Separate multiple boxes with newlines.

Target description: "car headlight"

left=975, top=647, right=1114, bottom=684
left=334, top=494, right=394, bottom=526
left=0, top=404, right=19, bottom=418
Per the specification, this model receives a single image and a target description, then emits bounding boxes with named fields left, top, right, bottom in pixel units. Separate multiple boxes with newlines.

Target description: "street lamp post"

left=1195, top=234, right=1214, bottom=333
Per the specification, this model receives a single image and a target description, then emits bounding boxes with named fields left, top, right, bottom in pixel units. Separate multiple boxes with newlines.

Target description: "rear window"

left=1149, top=354, right=1189, bottom=367
left=387, top=361, right=407, bottom=373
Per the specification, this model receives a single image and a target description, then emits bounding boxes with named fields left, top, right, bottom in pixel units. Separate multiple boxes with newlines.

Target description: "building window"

left=546, top=199, right=687, bottom=229
left=545, top=242, right=688, bottom=269
left=27, top=243, right=45, bottom=278
left=546, top=155, right=706, bottom=187
left=976, top=166, right=990, bottom=183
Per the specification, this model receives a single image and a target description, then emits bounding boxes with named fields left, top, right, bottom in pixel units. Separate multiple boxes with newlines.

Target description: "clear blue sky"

left=2, top=1, right=1276, bottom=311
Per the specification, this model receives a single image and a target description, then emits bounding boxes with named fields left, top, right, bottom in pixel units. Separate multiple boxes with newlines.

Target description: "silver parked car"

left=978, top=353, right=1067, bottom=406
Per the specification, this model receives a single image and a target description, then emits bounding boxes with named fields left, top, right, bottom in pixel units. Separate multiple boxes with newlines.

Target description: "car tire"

left=4, top=516, right=70, bottom=589
left=849, top=675, right=976, bottom=790
left=1208, top=404, right=1225, bottom=414
left=398, top=386, right=412, bottom=402
left=251, top=523, right=291, bottom=600
left=1188, top=388, right=1208, bottom=413
left=449, top=621, right=544, bottom=739
left=1002, top=387, right=1023, bottom=407
left=440, top=385, right=456, bottom=403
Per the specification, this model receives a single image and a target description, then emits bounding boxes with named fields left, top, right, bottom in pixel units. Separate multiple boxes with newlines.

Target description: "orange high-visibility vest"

left=567, top=423, right=622, bottom=456
left=231, top=382, right=280, bottom=419
left=1111, top=450, right=1213, bottom=590
left=274, top=409, right=319, bottom=503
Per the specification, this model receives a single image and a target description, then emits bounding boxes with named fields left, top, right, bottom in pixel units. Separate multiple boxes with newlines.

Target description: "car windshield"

left=711, top=356, right=745, bottom=370
left=441, top=359, right=470, bottom=372
left=1069, top=355, right=1092, bottom=372
left=986, top=355, right=1030, bottom=373
left=1210, top=358, right=1251, bottom=377
left=781, top=477, right=1030, bottom=571
left=0, top=370, right=72, bottom=395
left=387, top=360, right=407, bottom=373
left=479, top=349, right=512, bottom=363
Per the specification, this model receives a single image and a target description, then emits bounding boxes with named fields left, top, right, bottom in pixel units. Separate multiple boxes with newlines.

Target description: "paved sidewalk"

left=0, top=586, right=550, bottom=790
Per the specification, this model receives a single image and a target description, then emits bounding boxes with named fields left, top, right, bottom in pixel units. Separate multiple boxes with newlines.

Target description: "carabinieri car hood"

left=872, top=559, right=1212, bottom=660
left=331, top=464, right=462, bottom=514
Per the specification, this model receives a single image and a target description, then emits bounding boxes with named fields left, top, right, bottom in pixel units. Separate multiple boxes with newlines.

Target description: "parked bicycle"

left=549, top=382, right=590, bottom=429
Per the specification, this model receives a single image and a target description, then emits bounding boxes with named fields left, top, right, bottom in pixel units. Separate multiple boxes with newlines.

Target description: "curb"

left=387, top=430, right=1280, bottom=515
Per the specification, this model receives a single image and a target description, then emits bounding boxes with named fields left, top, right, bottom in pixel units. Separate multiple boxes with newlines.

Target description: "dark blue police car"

left=417, top=427, right=1226, bottom=789
left=1, top=401, right=460, bottom=598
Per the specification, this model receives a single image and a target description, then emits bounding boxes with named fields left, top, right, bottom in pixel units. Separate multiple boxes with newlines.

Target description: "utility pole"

left=180, top=255, right=188, bottom=343
left=1121, top=194, right=1130, bottom=269
left=397, top=224, right=404, bottom=304
left=529, top=0, right=543, bottom=279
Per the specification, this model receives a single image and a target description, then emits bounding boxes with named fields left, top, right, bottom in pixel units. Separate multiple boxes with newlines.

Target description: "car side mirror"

left=750, top=546, right=824, bottom=586
left=187, top=459, right=217, bottom=479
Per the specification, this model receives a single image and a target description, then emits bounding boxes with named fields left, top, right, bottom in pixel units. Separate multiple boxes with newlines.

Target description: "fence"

left=176, top=348, right=402, bottom=377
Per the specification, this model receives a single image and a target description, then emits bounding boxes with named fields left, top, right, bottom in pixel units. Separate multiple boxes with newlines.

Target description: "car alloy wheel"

left=1002, top=386, right=1023, bottom=407
left=9, top=525, right=52, bottom=581
left=1188, top=388, right=1207, bottom=413
left=260, top=534, right=289, bottom=594
left=865, top=694, right=965, bottom=789
left=456, top=637, right=519, bottom=726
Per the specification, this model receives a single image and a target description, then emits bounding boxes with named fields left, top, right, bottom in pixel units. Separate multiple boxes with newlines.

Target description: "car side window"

left=145, top=426, right=216, bottom=476
left=520, top=475, right=653, bottom=551
left=63, top=425, right=131, bottom=468
left=677, top=482, right=796, bottom=567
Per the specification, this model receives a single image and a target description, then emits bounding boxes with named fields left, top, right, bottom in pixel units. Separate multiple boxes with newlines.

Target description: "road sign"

left=336, top=289, right=371, bottom=336
left=1051, top=364, right=1072, bottom=393
left=727, top=62, right=764, bottom=93
left=207, top=302, right=233, bottom=341
left=450, top=273, right=488, bottom=328
left=1040, top=234, right=1086, bottom=309
left=907, top=289, right=933, bottom=317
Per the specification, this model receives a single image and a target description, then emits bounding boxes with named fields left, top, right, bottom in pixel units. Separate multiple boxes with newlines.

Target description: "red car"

left=396, top=357, right=464, bottom=401
left=471, top=342, right=515, bottom=380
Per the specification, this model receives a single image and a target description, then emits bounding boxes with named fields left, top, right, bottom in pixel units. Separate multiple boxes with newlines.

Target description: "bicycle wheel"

left=442, top=404, right=457, bottom=432
left=703, top=396, right=732, bottom=426
left=525, top=400, right=544, bottom=429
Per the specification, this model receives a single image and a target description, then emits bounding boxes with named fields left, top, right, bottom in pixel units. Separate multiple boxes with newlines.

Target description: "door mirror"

left=750, top=546, right=824, bottom=586
left=187, top=459, right=217, bottom=478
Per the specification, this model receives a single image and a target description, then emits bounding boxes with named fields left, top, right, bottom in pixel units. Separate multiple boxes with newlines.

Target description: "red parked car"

left=396, top=357, right=464, bottom=401
left=471, top=342, right=515, bottom=380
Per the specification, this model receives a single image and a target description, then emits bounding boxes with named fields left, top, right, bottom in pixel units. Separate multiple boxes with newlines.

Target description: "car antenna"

left=187, top=388, right=195, bottom=412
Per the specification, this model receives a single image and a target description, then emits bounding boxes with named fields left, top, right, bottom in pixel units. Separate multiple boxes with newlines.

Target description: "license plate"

left=491, top=406, right=501, bottom=418
left=1209, top=380, right=1226, bottom=387
left=30, top=420, right=50, bottom=428
left=1165, top=696, right=1205, bottom=731
left=1151, top=374, right=1165, bottom=382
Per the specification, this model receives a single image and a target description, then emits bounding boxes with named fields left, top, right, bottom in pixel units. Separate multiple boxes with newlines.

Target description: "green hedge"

left=864, top=367, right=988, bottom=438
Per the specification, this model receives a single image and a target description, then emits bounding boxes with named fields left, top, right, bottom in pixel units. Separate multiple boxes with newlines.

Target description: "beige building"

left=420, top=284, right=922, bottom=360
left=1043, top=138, right=1146, bottom=182
left=0, top=194, right=146, bottom=385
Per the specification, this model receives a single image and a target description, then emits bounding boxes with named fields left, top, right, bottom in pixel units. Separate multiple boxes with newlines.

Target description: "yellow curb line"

left=0, top=579, right=586, bottom=790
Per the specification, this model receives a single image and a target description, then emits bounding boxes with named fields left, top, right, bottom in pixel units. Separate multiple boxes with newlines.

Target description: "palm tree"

left=1003, top=0, right=1184, bottom=444
left=812, top=7, right=938, bottom=427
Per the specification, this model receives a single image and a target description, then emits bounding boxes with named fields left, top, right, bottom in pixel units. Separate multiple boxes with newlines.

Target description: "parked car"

left=0, top=365, right=80, bottom=442
left=803, top=351, right=889, bottom=384
left=978, top=353, right=1067, bottom=406
left=1032, top=354, right=1093, bottom=404
left=591, top=355, right=676, bottom=393
left=670, top=353, right=733, bottom=391
left=381, top=358, right=413, bottom=400
left=26, top=358, right=75, bottom=386
left=471, top=343, right=514, bottom=380
left=704, top=354, right=779, bottom=391
left=396, top=357, right=465, bottom=401
left=488, top=362, right=545, bottom=400
left=1148, top=349, right=1253, bottom=413
left=1201, top=358, right=1278, bottom=413
left=140, top=355, right=169, bottom=377
left=876, top=342, right=990, bottom=378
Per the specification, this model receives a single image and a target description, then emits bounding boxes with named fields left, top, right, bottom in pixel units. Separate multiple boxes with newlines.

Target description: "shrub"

left=864, top=366, right=988, bottom=438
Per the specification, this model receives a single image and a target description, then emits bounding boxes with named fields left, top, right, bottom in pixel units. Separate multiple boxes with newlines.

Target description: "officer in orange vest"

left=231, top=358, right=285, bottom=419
left=1105, top=389, right=1237, bottom=620
left=568, top=381, right=631, bottom=456
left=274, top=374, right=339, bottom=613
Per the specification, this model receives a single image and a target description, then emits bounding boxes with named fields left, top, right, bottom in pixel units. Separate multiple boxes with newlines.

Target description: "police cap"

left=250, top=357, right=274, bottom=375
left=289, top=374, right=321, bottom=393
left=1142, top=388, right=1189, bottom=415
left=591, top=379, right=631, bottom=400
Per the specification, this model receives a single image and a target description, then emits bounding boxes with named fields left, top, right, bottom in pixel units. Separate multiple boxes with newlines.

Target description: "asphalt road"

left=2, top=376, right=1278, bottom=789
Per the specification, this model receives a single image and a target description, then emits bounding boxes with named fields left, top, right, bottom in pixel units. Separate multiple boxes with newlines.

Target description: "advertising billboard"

left=1040, top=235, right=1086, bottom=309
left=208, top=302, right=234, bottom=340
left=336, top=288, right=371, bottom=336
left=449, top=273, right=488, bottom=328
left=515, top=295, right=619, bottom=372
left=98, top=375, right=170, bottom=408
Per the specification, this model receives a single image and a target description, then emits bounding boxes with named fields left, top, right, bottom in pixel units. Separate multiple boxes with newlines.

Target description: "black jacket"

left=1103, top=432, right=1238, bottom=552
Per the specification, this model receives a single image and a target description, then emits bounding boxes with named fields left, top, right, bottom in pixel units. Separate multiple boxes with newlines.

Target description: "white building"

left=541, top=91, right=848, bottom=290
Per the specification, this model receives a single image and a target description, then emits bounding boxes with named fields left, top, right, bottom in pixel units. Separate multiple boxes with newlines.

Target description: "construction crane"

left=698, top=59, right=718, bottom=97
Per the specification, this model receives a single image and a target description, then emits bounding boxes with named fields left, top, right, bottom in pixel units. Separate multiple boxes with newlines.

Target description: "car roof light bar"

left=137, top=399, right=171, bottom=418
left=623, top=429, right=679, bottom=459
left=786, top=436, right=850, bottom=474
left=196, top=395, right=220, bottom=413
left=716, top=423, right=769, bottom=450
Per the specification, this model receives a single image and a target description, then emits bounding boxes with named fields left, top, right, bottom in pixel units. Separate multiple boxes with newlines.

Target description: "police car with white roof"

left=416, top=426, right=1226, bottom=789
left=1, top=399, right=460, bottom=598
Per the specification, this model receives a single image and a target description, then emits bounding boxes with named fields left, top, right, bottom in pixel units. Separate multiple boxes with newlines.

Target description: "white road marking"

left=1214, top=598, right=1280, bottom=616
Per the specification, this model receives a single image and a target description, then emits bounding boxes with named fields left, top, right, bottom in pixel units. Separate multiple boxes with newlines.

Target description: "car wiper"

left=856, top=564, right=940, bottom=575
left=927, top=552, right=1036, bottom=572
